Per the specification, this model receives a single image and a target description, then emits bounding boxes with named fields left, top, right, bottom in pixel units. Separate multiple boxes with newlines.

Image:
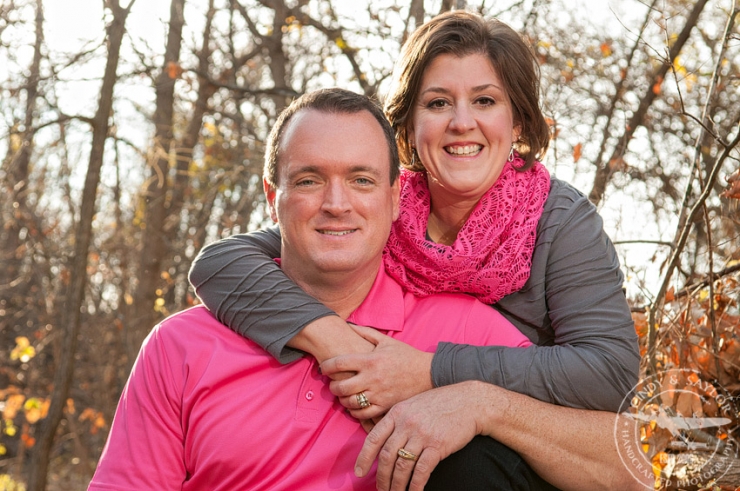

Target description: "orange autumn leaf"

left=79, top=407, right=97, bottom=422
left=0, top=386, right=20, bottom=400
left=21, top=432, right=35, bottom=448
left=664, top=286, right=675, bottom=302
left=633, top=312, right=648, bottom=338
left=23, top=397, right=49, bottom=424
left=652, top=76, right=663, bottom=95
left=166, top=61, right=183, bottom=79
left=572, top=143, right=582, bottom=162
left=3, top=394, right=26, bottom=420
left=721, top=168, right=740, bottom=200
left=675, top=389, right=702, bottom=417
left=608, top=157, right=626, bottom=171
left=91, top=414, right=107, bottom=435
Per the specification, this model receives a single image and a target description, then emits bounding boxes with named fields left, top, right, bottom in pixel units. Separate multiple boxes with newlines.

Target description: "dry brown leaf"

left=572, top=143, right=582, bottom=162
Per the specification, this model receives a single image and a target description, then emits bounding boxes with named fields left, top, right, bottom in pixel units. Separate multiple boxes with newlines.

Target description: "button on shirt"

left=89, top=266, right=530, bottom=490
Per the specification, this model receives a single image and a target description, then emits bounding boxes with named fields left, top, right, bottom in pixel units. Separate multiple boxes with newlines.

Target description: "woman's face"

left=409, top=53, right=520, bottom=203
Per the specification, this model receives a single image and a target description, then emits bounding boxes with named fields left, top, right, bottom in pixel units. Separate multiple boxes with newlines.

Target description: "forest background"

left=0, top=0, right=739, bottom=489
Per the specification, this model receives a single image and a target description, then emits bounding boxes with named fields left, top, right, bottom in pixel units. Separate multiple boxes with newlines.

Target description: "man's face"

left=265, top=109, right=400, bottom=285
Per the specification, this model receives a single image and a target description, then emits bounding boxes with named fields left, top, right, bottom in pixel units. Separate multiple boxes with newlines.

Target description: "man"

left=88, top=88, right=530, bottom=490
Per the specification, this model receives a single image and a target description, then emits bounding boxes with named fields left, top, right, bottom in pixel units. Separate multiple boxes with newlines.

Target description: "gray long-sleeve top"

left=189, top=178, right=640, bottom=412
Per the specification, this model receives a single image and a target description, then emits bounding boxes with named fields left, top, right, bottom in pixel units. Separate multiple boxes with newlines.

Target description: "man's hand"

left=320, top=325, right=435, bottom=419
left=287, top=316, right=374, bottom=381
left=354, top=382, right=484, bottom=491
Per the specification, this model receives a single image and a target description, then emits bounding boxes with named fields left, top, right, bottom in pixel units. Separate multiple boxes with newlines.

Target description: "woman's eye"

left=427, top=99, right=448, bottom=108
left=477, top=97, right=496, bottom=106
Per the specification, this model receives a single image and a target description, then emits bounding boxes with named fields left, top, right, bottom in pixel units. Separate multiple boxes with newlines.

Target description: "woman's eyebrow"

left=419, top=83, right=503, bottom=96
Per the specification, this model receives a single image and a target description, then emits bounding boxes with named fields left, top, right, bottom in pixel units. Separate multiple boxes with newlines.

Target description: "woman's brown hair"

left=384, top=11, right=550, bottom=171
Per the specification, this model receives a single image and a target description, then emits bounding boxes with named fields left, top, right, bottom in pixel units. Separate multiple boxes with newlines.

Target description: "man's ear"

left=391, top=178, right=401, bottom=222
left=264, top=178, right=278, bottom=223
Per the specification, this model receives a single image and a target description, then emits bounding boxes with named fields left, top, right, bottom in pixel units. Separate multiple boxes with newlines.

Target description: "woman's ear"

left=512, top=123, right=522, bottom=144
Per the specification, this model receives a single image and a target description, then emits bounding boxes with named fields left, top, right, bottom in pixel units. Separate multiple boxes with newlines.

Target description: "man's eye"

left=295, top=179, right=315, bottom=187
left=355, top=177, right=373, bottom=185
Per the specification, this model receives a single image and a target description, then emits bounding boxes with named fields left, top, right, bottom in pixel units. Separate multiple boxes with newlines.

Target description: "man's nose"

left=320, top=181, right=352, bottom=215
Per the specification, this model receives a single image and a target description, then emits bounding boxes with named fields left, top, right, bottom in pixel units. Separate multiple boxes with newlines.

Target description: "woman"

left=189, top=11, right=641, bottom=491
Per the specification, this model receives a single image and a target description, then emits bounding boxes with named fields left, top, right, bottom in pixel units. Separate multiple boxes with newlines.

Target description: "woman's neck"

left=426, top=194, right=481, bottom=246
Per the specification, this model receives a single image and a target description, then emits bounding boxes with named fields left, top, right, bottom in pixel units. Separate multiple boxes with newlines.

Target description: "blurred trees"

left=0, top=0, right=738, bottom=489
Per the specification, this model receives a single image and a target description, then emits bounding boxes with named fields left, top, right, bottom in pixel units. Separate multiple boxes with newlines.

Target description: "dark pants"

left=424, top=436, right=561, bottom=491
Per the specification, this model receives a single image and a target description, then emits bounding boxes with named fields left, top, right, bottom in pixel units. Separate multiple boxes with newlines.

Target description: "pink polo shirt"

left=89, top=266, right=530, bottom=490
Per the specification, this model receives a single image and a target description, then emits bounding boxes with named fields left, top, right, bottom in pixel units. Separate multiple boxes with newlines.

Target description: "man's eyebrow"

left=347, top=165, right=383, bottom=176
left=286, top=165, right=383, bottom=179
left=285, top=165, right=321, bottom=180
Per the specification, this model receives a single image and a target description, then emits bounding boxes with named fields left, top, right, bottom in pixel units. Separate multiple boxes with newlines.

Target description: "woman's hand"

left=319, top=325, right=435, bottom=420
left=354, top=381, right=487, bottom=491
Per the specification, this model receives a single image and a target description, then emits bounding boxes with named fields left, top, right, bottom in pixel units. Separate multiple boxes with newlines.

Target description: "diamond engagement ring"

left=356, top=392, right=370, bottom=409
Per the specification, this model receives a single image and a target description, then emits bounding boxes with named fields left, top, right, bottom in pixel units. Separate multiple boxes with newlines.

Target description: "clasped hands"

left=319, top=325, right=483, bottom=491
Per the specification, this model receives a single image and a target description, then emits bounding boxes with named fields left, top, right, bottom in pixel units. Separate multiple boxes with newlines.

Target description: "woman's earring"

left=507, top=146, right=515, bottom=162
left=410, top=147, right=416, bottom=167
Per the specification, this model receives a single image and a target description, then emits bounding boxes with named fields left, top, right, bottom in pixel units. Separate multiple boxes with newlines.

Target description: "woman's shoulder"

left=538, top=177, right=600, bottom=234
left=543, top=177, right=591, bottom=209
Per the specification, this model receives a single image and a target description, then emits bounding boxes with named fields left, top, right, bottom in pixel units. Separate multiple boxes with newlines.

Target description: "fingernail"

left=354, top=466, right=363, bottom=477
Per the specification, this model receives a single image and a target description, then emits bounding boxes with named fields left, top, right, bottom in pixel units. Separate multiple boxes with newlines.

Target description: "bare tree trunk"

left=164, top=0, right=216, bottom=310
left=402, top=0, right=425, bottom=43
left=132, top=0, right=185, bottom=360
left=169, top=0, right=215, bottom=223
left=588, top=0, right=710, bottom=206
left=0, top=0, right=43, bottom=336
left=25, top=1, right=135, bottom=488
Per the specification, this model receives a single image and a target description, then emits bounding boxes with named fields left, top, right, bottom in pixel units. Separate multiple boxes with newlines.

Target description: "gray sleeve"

left=187, top=226, right=336, bottom=363
left=431, top=182, right=640, bottom=412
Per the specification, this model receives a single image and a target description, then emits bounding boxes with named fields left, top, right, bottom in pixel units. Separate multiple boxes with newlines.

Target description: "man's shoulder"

left=147, top=305, right=237, bottom=348
left=156, top=305, right=220, bottom=332
left=404, top=289, right=499, bottom=324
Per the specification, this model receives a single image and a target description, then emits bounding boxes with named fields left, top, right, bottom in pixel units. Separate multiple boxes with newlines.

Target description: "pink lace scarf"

left=383, top=156, right=550, bottom=304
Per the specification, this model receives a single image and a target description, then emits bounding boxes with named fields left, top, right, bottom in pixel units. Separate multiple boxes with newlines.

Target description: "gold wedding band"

left=356, top=392, right=370, bottom=409
left=397, top=448, right=418, bottom=461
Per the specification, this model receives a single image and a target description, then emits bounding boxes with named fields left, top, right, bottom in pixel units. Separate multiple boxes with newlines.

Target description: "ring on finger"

left=397, top=448, right=418, bottom=461
left=356, top=391, right=370, bottom=409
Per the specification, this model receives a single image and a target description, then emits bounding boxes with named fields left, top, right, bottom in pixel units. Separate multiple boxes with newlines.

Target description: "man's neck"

left=281, top=260, right=380, bottom=319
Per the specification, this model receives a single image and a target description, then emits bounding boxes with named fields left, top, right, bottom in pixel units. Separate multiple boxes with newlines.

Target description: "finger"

left=389, top=447, right=420, bottom=491
left=348, top=324, right=388, bottom=345
left=324, top=369, right=354, bottom=382
left=375, top=434, right=416, bottom=491
left=340, top=392, right=373, bottom=411
left=355, top=416, right=395, bottom=479
left=320, top=353, right=366, bottom=378
left=329, top=376, right=365, bottom=398
left=407, top=451, right=440, bottom=491
left=346, top=404, right=386, bottom=421
left=339, top=394, right=387, bottom=424
left=360, top=419, right=375, bottom=434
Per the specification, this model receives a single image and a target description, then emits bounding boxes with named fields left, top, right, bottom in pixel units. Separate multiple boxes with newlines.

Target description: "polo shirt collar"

left=346, top=265, right=404, bottom=332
